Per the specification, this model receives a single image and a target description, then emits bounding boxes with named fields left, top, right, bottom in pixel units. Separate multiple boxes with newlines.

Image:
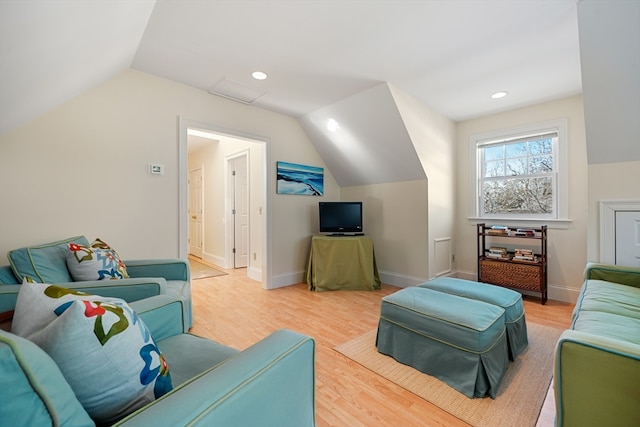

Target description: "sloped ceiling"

left=0, top=0, right=155, bottom=135
left=577, top=0, right=640, bottom=164
left=1, top=1, right=637, bottom=183
left=299, top=83, right=425, bottom=187
left=1, top=1, right=582, bottom=137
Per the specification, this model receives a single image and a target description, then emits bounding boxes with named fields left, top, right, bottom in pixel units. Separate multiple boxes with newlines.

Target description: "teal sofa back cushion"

left=0, top=329, right=94, bottom=427
left=0, top=266, right=18, bottom=284
left=7, top=236, right=89, bottom=283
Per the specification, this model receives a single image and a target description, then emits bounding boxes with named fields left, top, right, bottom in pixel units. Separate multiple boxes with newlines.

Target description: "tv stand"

left=306, top=235, right=380, bottom=291
left=328, top=233, right=364, bottom=236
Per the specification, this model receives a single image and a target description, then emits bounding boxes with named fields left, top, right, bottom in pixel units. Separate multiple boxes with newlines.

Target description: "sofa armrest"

left=125, top=259, right=190, bottom=282
left=583, top=262, right=640, bottom=288
left=114, top=329, right=316, bottom=427
left=554, top=329, right=640, bottom=427
left=130, top=295, right=185, bottom=341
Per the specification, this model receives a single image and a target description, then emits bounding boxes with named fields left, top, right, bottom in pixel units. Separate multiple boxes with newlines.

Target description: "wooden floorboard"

left=188, top=260, right=574, bottom=427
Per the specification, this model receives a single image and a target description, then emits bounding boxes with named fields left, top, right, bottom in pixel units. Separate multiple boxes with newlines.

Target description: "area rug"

left=189, top=260, right=227, bottom=279
left=335, top=322, right=562, bottom=427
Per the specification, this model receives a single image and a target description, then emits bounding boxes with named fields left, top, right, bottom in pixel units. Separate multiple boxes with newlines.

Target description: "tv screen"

left=319, top=202, right=363, bottom=234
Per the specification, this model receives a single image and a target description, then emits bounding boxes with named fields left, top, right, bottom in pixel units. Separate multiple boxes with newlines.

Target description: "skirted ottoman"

left=376, top=287, right=509, bottom=398
left=418, top=277, right=528, bottom=360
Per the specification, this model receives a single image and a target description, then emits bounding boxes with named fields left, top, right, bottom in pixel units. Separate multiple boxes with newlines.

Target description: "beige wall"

left=341, top=180, right=429, bottom=284
left=587, top=161, right=640, bottom=262
left=455, top=95, right=588, bottom=302
left=0, top=69, right=339, bottom=288
left=390, top=85, right=457, bottom=282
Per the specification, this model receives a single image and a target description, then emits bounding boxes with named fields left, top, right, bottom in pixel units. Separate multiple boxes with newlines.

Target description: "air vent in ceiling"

left=208, top=78, right=266, bottom=104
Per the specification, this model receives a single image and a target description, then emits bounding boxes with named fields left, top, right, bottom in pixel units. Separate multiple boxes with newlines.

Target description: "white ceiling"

left=0, top=0, right=583, bottom=137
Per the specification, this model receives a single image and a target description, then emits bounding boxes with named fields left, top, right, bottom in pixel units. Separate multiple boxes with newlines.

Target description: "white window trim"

left=468, top=119, right=571, bottom=229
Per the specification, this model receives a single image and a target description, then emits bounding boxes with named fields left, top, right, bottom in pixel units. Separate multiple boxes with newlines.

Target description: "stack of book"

left=487, top=225, right=509, bottom=236
left=514, top=228, right=536, bottom=237
left=513, top=249, right=537, bottom=262
left=486, top=246, right=509, bottom=259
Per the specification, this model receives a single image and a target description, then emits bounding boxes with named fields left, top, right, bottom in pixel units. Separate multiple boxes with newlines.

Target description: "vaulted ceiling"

left=1, top=1, right=637, bottom=179
left=1, top=0, right=582, bottom=136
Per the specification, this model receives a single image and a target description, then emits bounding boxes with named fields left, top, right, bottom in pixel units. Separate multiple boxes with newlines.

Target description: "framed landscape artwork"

left=276, top=161, right=324, bottom=196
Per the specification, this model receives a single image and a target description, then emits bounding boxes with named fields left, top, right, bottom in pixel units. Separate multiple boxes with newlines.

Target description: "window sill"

left=467, top=217, right=571, bottom=229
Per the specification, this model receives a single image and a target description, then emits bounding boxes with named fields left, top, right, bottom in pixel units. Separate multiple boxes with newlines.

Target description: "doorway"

left=179, top=118, right=270, bottom=286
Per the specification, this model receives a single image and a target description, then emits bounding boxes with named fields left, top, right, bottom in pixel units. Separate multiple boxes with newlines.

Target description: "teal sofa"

left=554, top=262, right=640, bottom=427
left=1, top=294, right=316, bottom=426
left=0, top=235, right=193, bottom=331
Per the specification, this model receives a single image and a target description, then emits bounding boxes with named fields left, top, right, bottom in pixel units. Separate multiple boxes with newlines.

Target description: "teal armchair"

left=1, top=294, right=316, bottom=426
left=0, top=236, right=192, bottom=331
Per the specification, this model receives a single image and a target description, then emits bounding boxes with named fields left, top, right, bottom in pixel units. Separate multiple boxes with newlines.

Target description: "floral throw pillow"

left=66, top=238, right=129, bottom=281
left=12, top=280, right=172, bottom=424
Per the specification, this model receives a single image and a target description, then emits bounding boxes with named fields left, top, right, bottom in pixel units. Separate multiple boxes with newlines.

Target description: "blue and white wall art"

left=276, top=161, right=324, bottom=196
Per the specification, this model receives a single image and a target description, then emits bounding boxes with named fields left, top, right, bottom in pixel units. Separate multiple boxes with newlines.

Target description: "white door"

left=615, top=210, right=640, bottom=267
left=188, top=168, right=203, bottom=258
left=229, top=154, right=249, bottom=268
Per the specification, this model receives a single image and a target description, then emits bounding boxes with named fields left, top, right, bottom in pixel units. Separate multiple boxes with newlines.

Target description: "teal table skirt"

left=376, top=287, right=509, bottom=398
left=418, top=277, right=528, bottom=360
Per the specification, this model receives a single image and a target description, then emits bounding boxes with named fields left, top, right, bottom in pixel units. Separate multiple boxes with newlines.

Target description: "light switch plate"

left=149, top=164, right=165, bottom=175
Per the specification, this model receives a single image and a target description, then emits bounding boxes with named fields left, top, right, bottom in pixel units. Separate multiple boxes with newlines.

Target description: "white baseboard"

left=378, top=271, right=427, bottom=288
left=247, top=265, right=261, bottom=282
left=201, top=252, right=226, bottom=269
left=267, top=270, right=306, bottom=290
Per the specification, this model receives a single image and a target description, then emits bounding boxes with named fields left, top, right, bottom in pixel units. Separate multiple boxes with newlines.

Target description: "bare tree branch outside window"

left=481, top=137, right=555, bottom=216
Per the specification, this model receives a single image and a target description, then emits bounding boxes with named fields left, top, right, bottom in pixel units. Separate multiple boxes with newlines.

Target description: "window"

left=470, top=119, right=568, bottom=222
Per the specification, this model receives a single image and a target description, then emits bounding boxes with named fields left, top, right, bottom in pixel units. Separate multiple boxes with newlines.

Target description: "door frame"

left=599, top=199, right=640, bottom=264
left=226, top=149, right=250, bottom=269
left=178, top=117, right=272, bottom=288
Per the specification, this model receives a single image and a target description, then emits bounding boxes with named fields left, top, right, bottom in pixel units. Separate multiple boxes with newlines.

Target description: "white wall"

left=455, top=95, right=588, bottom=303
left=0, top=69, right=339, bottom=288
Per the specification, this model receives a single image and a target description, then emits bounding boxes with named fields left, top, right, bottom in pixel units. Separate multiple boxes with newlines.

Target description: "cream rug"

left=189, top=259, right=227, bottom=279
left=335, top=322, right=562, bottom=427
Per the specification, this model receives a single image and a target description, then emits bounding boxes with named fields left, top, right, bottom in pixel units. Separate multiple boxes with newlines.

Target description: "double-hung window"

left=470, top=119, right=568, bottom=223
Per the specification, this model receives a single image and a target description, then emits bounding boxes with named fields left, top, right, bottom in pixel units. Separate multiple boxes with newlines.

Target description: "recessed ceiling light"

left=327, top=118, right=340, bottom=132
left=252, top=71, right=268, bottom=80
left=491, top=91, right=508, bottom=99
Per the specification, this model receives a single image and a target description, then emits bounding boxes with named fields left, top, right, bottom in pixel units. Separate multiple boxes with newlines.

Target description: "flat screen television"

left=319, top=201, right=363, bottom=234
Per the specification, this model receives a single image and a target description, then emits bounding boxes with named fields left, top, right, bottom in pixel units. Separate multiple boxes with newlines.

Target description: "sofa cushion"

left=12, top=281, right=173, bottom=424
left=573, top=279, right=640, bottom=321
left=0, top=329, right=94, bottom=427
left=8, top=236, right=89, bottom=283
left=157, top=333, right=240, bottom=386
left=572, top=309, right=640, bottom=345
left=66, top=238, right=129, bottom=281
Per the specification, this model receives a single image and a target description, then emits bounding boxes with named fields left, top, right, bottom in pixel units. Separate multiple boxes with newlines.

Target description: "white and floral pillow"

left=66, top=238, right=129, bottom=281
left=12, top=280, right=172, bottom=424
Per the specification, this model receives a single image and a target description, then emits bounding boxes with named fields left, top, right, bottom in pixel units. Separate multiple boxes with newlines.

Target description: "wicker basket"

left=479, top=259, right=542, bottom=292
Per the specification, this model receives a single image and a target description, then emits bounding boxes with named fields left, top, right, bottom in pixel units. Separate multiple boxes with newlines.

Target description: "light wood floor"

left=188, top=259, right=574, bottom=427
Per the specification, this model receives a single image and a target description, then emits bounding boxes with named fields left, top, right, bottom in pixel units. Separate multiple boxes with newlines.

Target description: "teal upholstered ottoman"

left=418, top=277, right=528, bottom=360
left=376, top=287, right=509, bottom=398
